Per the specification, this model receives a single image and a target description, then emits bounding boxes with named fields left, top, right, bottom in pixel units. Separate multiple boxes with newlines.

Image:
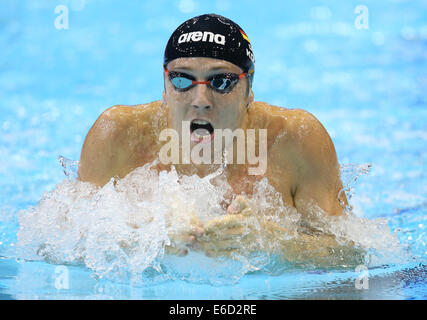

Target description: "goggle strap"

left=192, top=80, right=210, bottom=85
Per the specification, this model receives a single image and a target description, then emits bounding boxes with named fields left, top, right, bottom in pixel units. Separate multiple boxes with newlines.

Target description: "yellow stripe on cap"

left=240, top=29, right=250, bottom=43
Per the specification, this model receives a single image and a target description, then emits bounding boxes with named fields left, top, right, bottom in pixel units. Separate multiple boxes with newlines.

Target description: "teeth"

left=193, top=128, right=210, bottom=136
left=192, top=120, right=210, bottom=125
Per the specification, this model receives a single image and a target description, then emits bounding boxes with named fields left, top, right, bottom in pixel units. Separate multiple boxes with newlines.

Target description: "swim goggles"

left=164, top=67, right=250, bottom=94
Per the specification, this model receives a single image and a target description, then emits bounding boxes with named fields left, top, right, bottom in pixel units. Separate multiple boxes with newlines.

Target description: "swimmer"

left=78, top=14, right=361, bottom=265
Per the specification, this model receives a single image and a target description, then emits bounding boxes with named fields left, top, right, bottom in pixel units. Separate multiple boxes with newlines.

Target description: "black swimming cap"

left=164, top=13, right=255, bottom=86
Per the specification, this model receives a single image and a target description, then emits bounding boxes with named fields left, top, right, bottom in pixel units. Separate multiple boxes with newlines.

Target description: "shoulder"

left=283, top=108, right=339, bottom=182
left=289, top=109, right=336, bottom=162
left=284, top=108, right=333, bottom=147
left=249, top=102, right=318, bottom=133
left=252, top=102, right=344, bottom=215
left=96, top=101, right=163, bottom=128
left=252, top=102, right=337, bottom=168
left=248, top=101, right=291, bottom=126
left=90, top=101, right=164, bottom=139
left=248, top=102, right=294, bottom=146
left=78, top=101, right=164, bottom=185
left=256, top=103, right=333, bottom=151
left=249, top=102, right=330, bottom=146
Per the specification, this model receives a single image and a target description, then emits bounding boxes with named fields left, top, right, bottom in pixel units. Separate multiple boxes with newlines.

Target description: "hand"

left=165, top=214, right=204, bottom=256
left=194, top=214, right=251, bottom=257
left=195, top=196, right=261, bottom=257
left=226, top=195, right=252, bottom=215
left=163, top=196, right=256, bottom=258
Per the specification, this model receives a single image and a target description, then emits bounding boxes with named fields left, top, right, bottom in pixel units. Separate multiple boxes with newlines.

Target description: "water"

left=0, top=0, right=426, bottom=299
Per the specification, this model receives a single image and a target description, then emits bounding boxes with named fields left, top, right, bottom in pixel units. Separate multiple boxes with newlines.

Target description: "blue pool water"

left=0, top=0, right=426, bottom=299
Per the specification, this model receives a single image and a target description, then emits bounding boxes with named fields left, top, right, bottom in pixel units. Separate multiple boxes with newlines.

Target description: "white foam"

left=15, top=160, right=409, bottom=284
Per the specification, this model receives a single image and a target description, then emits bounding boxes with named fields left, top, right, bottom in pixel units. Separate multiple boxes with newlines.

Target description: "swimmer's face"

left=163, top=57, right=254, bottom=147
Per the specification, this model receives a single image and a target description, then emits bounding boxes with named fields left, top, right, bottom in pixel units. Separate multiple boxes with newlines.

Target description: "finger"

left=222, top=226, right=247, bottom=237
left=240, top=207, right=253, bottom=217
left=189, top=215, right=204, bottom=228
left=226, top=196, right=248, bottom=214
left=197, top=239, right=242, bottom=252
left=165, top=245, right=188, bottom=256
left=208, top=230, right=261, bottom=246
left=205, top=226, right=250, bottom=241
left=189, top=225, right=204, bottom=237
left=226, top=203, right=240, bottom=215
left=204, top=214, right=245, bottom=233
left=169, top=232, right=197, bottom=246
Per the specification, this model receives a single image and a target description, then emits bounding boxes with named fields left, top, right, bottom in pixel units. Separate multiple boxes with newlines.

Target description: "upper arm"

left=290, top=110, right=347, bottom=216
left=78, top=106, right=130, bottom=186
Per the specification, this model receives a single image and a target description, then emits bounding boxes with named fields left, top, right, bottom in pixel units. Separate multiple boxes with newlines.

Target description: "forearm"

left=260, top=220, right=365, bottom=267
left=172, top=195, right=365, bottom=267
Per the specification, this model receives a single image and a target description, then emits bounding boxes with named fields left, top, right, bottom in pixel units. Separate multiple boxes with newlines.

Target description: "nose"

left=191, top=83, right=212, bottom=112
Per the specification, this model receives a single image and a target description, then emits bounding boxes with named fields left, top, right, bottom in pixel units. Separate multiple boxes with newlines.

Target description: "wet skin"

left=78, top=58, right=357, bottom=264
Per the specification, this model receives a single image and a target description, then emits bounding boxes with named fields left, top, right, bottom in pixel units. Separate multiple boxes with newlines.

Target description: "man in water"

left=78, top=14, right=357, bottom=265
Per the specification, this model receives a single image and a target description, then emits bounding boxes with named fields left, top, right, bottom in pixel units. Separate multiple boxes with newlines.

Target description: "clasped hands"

left=164, top=196, right=364, bottom=266
left=165, top=195, right=269, bottom=257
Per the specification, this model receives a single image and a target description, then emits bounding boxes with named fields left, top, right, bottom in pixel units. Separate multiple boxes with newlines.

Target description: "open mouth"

left=190, top=119, right=214, bottom=143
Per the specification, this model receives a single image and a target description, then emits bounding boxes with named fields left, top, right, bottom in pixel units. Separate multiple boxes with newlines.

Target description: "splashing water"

left=57, top=155, right=79, bottom=180
left=15, top=157, right=410, bottom=285
left=338, top=163, right=372, bottom=212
